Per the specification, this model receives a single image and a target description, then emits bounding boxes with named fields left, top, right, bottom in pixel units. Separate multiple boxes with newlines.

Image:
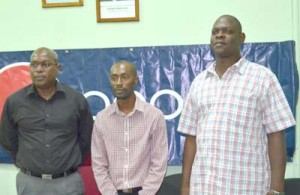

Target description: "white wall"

left=0, top=0, right=299, bottom=194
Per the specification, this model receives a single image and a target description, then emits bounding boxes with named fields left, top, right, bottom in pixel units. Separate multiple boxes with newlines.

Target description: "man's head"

left=210, top=15, right=245, bottom=58
left=30, top=47, right=61, bottom=89
left=110, top=60, right=138, bottom=100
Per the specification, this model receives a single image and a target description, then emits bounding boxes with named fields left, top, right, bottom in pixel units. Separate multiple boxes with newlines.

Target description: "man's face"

left=30, top=50, right=60, bottom=89
left=210, top=16, right=245, bottom=58
left=110, top=63, right=137, bottom=100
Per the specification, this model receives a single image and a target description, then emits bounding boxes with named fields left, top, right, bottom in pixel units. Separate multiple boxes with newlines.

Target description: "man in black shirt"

left=0, top=47, right=94, bottom=195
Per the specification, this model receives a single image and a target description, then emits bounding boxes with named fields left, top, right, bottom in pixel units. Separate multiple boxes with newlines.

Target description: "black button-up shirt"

left=0, top=83, right=94, bottom=174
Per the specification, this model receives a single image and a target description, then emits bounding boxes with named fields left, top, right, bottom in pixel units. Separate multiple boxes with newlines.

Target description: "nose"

left=34, top=64, right=44, bottom=72
left=215, top=31, right=225, bottom=38
left=116, top=77, right=123, bottom=85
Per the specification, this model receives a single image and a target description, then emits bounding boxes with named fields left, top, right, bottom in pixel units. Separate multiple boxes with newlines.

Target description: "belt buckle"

left=123, top=188, right=133, bottom=193
left=42, top=174, right=53, bottom=180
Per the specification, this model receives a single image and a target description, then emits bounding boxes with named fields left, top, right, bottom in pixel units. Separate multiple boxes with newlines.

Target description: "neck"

left=36, top=85, right=56, bottom=100
left=215, top=56, right=241, bottom=78
left=117, top=94, right=136, bottom=114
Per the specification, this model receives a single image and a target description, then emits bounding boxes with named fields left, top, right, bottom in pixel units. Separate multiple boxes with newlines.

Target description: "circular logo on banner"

left=0, top=62, right=31, bottom=119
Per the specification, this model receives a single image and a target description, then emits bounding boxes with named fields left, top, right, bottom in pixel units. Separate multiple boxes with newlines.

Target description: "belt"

left=117, top=187, right=142, bottom=194
left=21, top=167, right=77, bottom=180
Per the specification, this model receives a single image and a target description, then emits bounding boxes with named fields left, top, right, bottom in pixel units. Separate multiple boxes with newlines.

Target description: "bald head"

left=214, top=15, right=243, bottom=33
left=111, top=60, right=137, bottom=77
left=210, top=15, right=245, bottom=59
left=31, top=47, right=58, bottom=64
left=110, top=60, right=138, bottom=100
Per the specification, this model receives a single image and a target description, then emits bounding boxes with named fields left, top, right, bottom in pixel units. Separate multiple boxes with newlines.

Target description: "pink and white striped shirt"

left=178, top=57, right=296, bottom=194
left=92, top=97, right=168, bottom=195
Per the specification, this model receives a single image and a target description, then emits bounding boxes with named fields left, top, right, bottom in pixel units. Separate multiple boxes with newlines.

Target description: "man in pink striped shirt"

left=91, top=60, right=168, bottom=195
left=178, top=15, right=296, bottom=195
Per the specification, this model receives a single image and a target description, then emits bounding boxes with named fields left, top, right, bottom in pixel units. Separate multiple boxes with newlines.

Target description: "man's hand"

left=181, top=187, right=190, bottom=195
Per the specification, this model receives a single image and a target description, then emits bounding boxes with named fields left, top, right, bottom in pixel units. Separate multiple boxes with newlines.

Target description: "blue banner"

left=0, top=41, right=298, bottom=164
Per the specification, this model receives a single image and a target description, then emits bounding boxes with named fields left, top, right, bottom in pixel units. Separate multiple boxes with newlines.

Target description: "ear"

left=134, top=76, right=139, bottom=85
left=240, top=32, right=246, bottom=43
left=56, top=64, right=62, bottom=72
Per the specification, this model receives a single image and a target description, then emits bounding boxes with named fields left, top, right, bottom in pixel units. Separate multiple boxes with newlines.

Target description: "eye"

left=30, top=62, right=55, bottom=69
left=42, top=63, right=52, bottom=68
left=122, top=74, right=130, bottom=80
left=224, top=29, right=229, bottom=34
left=211, top=29, right=218, bottom=35
left=30, top=63, right=38, bottom=68
left=110, top=75, right=118, bottom=81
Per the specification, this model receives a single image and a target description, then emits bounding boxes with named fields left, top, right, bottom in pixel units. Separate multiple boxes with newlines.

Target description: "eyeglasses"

left=30, top=62, right=56, bottom=70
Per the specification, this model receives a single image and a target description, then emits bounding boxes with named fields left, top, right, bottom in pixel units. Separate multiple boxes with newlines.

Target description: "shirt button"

left=124, top=165, right=128, bottom=169
left=45, top=144, right=50, bottom=147
left=46, top=160, right=50, bottom=163
left=125, top=148, right=128, bottom=152
left=46, top=114, right=49, bottom=117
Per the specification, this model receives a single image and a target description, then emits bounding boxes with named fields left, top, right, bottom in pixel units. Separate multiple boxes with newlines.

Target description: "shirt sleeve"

left=78, top=98, right=94, bottom=163
left=91, top=114, right=118, bottom=195
left=177, top=79, right=199, bottom=136
left=139, top=111, right=168, bottom=195
left=0, top=98, right=18, bottom=162
left=261, top=73, right=296, bottom=134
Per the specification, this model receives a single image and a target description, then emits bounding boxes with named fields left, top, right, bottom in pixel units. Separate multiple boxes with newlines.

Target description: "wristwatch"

left=269, top=190, right=285, bottom=195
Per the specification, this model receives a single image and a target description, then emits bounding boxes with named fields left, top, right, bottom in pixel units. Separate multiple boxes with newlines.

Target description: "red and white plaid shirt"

left=92, top=97, right=168, bottom=195
left=178, top=57, right=296, bottom=194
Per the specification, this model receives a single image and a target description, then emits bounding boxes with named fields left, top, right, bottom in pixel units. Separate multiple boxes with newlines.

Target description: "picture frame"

left=96, top=0, right=139, bottom=22
left=42, top=0, right=84, bottom=8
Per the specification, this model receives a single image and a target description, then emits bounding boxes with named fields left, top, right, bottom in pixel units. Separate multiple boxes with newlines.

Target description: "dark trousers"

left=16, top=171, right=84, bottom=195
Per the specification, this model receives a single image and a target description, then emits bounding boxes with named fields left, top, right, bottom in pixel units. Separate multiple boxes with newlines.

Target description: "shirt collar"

left=26, top=81, right=65, bottom=96
left=109, top=96, right=144, bottom=115
left=207, top=57, right=248, bottom=76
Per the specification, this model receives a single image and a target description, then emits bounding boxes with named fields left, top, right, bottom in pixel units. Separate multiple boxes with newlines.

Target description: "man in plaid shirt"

left=178, top=15, right=295, bottom=195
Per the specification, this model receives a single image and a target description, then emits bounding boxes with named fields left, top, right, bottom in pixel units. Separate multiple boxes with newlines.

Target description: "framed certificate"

left=42, top=0, right=83, bottom=8
left=96, top=0, right=139, bottom=22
